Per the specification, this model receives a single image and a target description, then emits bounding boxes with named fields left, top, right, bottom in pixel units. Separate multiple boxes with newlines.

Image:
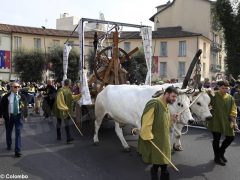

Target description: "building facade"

left=150, top=0, right=224, bottom=80
left=0, top=22, right=211, bottom=82
left=0, top=23, right=79, bottom=81
left=1, top=0, right=223, bottom=82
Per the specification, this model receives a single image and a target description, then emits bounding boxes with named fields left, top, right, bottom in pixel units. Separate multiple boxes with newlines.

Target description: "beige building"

left=114, top=28, right=211, bottom=81
left=0, top=0, right=224, bottom=82
left=150, top=0, right=224, bottom=81
left=0, top=22, right=213, bottom=82
left=0, top=23, right=80, bottom=81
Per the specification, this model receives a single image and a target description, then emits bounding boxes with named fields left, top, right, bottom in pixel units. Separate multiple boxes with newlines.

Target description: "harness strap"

left=178, top=92, right=202, bottom=115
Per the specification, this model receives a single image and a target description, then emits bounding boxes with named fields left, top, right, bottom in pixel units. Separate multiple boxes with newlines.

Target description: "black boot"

left=219, top=148, right=227, bottom=163
left=57, top=128, right=61, bottom=140
left=65, top=126, right=74, bottom=143
left=150, top=166, right=159, bottom=180
left=219, top=136, right=234, bottom=163
left=160, top=171, right=170, bottom=180
left=212, top=141, right=225, bottom=166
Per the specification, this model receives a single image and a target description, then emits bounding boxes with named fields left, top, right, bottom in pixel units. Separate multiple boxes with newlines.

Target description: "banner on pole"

left=78, top=19, right=92, bottom=105
left=140, top=27, right=152, bottom=85
left=78, top=69, right=92, bottom=105
left=63, top=44, right=72, bottom=80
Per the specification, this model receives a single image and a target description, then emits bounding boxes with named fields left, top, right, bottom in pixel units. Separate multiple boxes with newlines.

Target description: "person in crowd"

left=53, top=79, right=81, bottom=143
left=230, top=80, right=240, bottom=96
left=203, top=78, right=211, bottom=88
left=228, top=74, right=236, bottom=87
left=138, top=86, right=179, bottom=180
left=27, top=83, right=36, bottom=108
left=72, top=82, right=81, bottom=128
left=0, top=81, right=8, bottom=102
left=0, top=82, right=28, bottom=157
left=207, top=80, right=238, bottom=166
left=38, top=80, right=57, bottom=120
left=33, top=89, right=42, bottom=115
left=233, top=83, right=240, bottom=125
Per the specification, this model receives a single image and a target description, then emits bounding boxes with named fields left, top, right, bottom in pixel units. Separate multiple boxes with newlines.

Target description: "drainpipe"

left=197, top=36, right=199, bottom=50
left=9, top=33, right=13, bottom=81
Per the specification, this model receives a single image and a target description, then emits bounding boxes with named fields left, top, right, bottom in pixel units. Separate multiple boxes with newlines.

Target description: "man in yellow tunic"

left=138, top=86, right=179, bottom=180
left=208, top=80, right=238, bottom=166
left=53, top=79, right=81, bottom=143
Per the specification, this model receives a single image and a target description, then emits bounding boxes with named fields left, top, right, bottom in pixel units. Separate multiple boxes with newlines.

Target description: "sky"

left=0, top=0, right=170, bottom=30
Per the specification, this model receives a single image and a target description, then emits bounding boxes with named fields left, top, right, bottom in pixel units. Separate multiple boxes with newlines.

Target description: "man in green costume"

left=138, top=86, right=179, bottom=180
left=53, top=79, right=81, bottom=143
left=208, top=80, right=238, bottom=166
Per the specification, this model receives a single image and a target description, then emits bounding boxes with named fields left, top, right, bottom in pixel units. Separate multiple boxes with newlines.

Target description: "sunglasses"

left=13, top=86, right=20, bottom=88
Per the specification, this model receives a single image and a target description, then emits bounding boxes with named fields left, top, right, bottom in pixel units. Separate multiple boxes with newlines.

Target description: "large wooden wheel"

left=88, top=30, right=139, bottom=95
left=93, top=46, right=130, bottom=85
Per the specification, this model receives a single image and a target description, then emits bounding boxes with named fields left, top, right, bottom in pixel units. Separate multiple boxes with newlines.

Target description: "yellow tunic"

left=138, top=96, right=171, bottom=164
left=208, top=91, right=237, bottom=136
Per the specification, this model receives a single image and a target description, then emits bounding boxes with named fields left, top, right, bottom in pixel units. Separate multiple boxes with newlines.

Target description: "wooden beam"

left=113, top=30, right=119, bottom=84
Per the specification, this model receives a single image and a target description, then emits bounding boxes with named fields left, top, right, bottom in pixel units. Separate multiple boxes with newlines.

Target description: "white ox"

left=93, top=84, right=211, bottom=150
left=172, top=90, right=212, bottom=150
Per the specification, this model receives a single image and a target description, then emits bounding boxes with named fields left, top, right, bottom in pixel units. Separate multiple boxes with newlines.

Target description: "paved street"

left=0, top=113, right=240, bottom=180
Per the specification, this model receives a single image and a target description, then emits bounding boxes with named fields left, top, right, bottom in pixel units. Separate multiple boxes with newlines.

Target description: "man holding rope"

left=138, top=86, right=179, bottom=180
left=53, top=79, right=81, bottom=143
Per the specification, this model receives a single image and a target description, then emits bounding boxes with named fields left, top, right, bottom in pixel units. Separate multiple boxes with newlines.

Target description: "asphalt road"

left=0, top=113, right=240, bottom=180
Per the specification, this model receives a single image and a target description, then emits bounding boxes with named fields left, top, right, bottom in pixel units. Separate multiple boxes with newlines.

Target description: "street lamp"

left=41, top=26, right=48, bottom=82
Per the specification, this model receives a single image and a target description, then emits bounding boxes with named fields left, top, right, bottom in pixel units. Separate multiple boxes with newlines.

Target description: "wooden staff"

left=68, top=112, right=83, bottom=136
left=150, top=140, right=179, bottom=172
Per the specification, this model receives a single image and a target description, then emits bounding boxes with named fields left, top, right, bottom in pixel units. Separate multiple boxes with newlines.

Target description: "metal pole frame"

left=78, top=18, right=150, bottom=73
left=41, top=26, right=47, bottom=82
left=77, top=18, right=151, bottom=125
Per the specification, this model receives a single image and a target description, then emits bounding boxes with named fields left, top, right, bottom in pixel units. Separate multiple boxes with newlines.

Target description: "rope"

left=172, top=92, right=203, bottom=136
left=178, top=92, right=202, bottom=115
left=181, top=125, right=189, bottom=135
left=132, top=93, right=203, bottom=137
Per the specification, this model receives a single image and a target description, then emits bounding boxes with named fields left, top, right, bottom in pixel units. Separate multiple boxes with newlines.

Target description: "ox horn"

left=181, top=49, right=202, bottom=89
left=152, top=89, right=164, bottom=98
left=177, top=88, right=190, bottom=94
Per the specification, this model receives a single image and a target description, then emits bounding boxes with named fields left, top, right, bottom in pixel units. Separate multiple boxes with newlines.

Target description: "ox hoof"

left=93, top=142, right=100, bottom=146
left=173, top=144, right=183, bottom=151
left=123, top=147, right=131, bottom=153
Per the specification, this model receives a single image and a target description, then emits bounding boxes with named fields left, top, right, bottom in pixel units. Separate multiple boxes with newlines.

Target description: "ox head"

left=188, top=91, right=212, bottom=122
left=169, top=90, right=194, bottom=125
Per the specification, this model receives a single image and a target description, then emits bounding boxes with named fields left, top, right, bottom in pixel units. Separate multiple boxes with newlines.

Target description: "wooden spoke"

left=93, top=46, right=130, bottom=83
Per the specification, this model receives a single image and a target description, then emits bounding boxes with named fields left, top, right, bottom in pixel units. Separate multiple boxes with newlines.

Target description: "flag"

left=78, top=19, right=92, bottom=106
left=0, top=50, right=5, bottom=69
left=4, top=51, right=11, bottom=69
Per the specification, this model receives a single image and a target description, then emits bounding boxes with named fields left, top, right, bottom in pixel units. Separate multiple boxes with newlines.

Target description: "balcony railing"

left=211, top=42, right=222, bottom=52
left=210, top=64, right=221, bottom=72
